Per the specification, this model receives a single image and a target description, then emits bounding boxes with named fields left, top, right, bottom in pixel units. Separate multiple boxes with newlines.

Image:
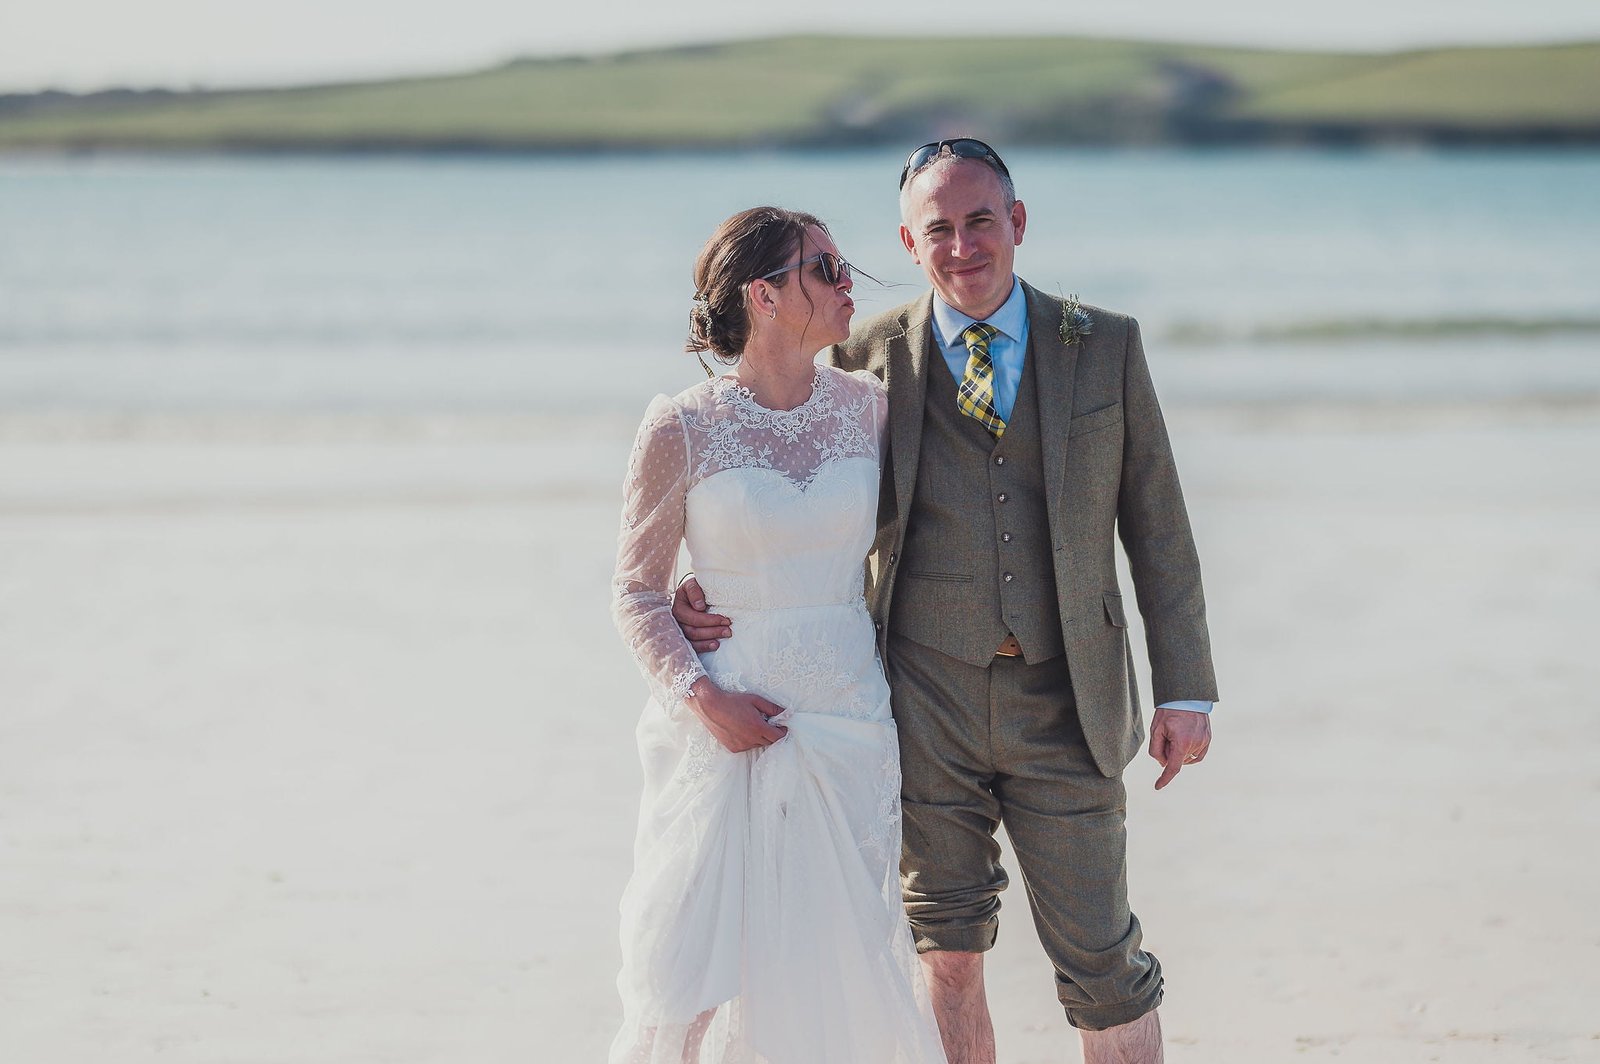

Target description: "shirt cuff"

left=1157, top=699, right=1213, bottom=714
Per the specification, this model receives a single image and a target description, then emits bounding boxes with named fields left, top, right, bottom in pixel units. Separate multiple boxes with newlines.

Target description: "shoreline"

left=0, top=393, right=1596, bottom=444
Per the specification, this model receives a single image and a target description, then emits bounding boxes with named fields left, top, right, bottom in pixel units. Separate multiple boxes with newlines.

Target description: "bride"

left=609, top=206, right=947, bottom=1064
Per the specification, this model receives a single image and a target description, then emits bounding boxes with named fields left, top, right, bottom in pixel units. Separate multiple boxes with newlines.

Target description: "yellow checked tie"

left=956, top=322, right=1006, bottom=437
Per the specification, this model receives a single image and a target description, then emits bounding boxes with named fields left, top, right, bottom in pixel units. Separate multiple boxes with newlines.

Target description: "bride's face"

left=772, top=226, right=855, bottom=351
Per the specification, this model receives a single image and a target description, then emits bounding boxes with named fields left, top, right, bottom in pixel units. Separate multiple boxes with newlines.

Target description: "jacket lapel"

left=1023, top=281, right=1077, bottom=524
left=888, top=294, right=934, bottom=520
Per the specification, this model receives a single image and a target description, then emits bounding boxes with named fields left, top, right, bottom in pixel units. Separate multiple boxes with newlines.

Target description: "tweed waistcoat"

left=889, top=343, right=1065, bottom=666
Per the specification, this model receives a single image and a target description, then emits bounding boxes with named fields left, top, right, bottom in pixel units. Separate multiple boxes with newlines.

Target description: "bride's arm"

left=611, top=396, right=789, bottom=751
left=611, top=396, right=707, bottom=717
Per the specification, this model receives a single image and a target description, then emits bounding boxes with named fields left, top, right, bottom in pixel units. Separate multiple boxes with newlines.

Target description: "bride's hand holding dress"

left=682, top=678, right=788, bottom=752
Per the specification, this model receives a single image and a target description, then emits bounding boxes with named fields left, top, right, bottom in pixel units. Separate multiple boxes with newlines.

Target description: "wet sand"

left=1, top=403, right=1596, bottom=1062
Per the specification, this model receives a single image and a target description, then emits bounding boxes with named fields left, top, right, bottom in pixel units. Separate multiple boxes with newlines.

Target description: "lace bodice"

left=612, top=365, right=888, bottom=715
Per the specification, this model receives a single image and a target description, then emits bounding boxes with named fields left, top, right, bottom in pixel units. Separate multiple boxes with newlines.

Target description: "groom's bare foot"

left=921, top=951, right=996, bottom=1064
left=1080, top=1008, right=1163, bottom=1064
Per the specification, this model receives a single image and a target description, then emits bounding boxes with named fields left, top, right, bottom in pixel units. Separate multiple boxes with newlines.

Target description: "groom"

left=678, top=139, right=1217, bottom=1063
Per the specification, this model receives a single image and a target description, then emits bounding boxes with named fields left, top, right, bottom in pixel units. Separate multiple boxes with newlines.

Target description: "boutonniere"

left=1058, top=292, right=1093, bottom=346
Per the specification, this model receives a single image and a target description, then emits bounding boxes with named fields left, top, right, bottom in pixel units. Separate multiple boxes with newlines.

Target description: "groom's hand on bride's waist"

left=674, top=575, right=732, bottom=653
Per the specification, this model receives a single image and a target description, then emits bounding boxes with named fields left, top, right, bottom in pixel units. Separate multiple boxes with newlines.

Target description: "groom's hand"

left=673, top=576, right=732, bottom=653
left=1149, top=707, right=1211, bottom=790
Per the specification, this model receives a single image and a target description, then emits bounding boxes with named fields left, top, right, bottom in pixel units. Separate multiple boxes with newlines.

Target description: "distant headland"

left=3, top=34, right=1597, bottom=152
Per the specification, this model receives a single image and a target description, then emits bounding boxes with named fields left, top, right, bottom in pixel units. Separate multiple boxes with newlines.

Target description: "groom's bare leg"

left=921, top=951, right=995, bottom=1064
left=1079, top=1009, right=1163, bottom=1064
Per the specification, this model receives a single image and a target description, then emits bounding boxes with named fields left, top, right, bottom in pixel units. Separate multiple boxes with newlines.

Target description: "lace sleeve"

left=611, top=394, right=707, bottom=718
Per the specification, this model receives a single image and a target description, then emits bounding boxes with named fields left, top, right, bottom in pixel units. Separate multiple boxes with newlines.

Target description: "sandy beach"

left=2, top=401, right=1596, bottom=1063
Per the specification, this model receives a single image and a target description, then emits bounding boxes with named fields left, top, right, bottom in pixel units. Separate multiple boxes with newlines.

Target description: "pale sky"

left=3, top=0, right=1599, bottom=93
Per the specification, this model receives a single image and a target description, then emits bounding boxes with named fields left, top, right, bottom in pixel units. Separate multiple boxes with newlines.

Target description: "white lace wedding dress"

left=609, top=365, right=947, bottom=1064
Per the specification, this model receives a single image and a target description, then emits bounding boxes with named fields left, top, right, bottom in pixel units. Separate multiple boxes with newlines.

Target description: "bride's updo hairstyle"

left=687, top=206, right=827, bottom=364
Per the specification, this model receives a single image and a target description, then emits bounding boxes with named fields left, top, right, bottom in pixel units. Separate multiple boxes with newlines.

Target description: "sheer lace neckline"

left=715, top=366, right=829, bottom=415
left=709, top=367, right=836, bottom=445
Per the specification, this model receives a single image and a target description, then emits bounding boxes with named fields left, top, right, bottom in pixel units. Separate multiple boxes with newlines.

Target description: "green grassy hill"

left=2, top=35, right=1597, bottom=151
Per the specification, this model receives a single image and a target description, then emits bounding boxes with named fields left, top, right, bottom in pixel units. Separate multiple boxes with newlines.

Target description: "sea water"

left=1, top=149, right=1597, bottom=412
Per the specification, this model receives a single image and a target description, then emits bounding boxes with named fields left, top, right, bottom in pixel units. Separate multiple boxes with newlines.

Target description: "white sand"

left=2, top=404, right=1596, bottom=1063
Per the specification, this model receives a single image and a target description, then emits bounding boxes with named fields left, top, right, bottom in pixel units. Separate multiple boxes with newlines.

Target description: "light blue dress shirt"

left=928, top=278, right=1213, bottom=716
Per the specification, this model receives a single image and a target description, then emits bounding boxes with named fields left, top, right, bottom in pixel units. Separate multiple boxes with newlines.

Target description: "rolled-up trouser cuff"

left=1062, top=976, right=1163, bottom=1031
left=911, top=919, right=998, bottom=955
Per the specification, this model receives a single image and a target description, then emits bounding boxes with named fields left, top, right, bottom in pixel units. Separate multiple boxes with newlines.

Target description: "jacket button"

left=888, top=551, right=897, bottom=563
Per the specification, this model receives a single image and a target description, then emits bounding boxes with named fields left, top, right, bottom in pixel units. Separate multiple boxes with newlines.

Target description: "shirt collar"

left=931, top=276, right=1026, bottom=348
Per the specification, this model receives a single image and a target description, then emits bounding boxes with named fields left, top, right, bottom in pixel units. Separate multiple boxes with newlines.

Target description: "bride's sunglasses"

left=760, top=252, right=853, bottom=286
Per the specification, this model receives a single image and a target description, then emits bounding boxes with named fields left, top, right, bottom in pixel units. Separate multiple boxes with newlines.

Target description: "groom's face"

left=899, top=158, right=1026, bottom=321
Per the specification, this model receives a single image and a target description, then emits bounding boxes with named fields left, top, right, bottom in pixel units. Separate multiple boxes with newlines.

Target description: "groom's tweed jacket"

left=830, top=280, right=1218, bottom=776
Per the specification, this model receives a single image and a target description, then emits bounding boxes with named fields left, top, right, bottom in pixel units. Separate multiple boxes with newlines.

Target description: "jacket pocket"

left=1102, top=591, right=1129, bottom=628
left=1069, top=402, right=1123, bottom=438
left=905, top=571, right=974, bottom=584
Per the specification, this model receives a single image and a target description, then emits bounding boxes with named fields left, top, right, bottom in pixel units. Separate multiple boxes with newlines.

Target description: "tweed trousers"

left=887, top=633, right=1163, bottom=1031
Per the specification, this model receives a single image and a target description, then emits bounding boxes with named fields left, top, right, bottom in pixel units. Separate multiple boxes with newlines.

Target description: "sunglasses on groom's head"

left=898, top=138, right=1012, bottom=190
